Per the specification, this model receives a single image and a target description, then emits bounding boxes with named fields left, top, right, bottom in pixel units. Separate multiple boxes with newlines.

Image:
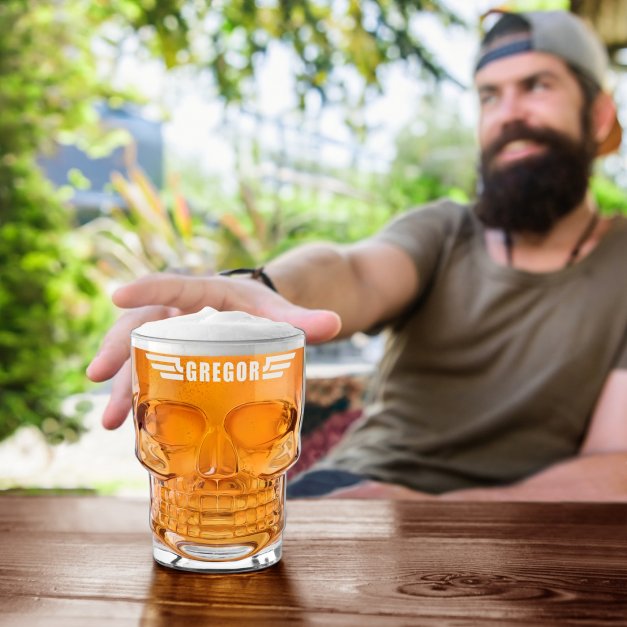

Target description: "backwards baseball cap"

left=475, top=10, right=622, bottom=156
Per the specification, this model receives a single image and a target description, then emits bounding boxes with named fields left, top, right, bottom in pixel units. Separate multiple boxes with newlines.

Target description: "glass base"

left=152, top=537, right=282, bottom=573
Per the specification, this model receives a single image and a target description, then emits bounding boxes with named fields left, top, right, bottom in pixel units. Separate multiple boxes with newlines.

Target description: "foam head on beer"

left=132, top=307, right=304, bottom=360
left=134, top=306, right=300, bottom=342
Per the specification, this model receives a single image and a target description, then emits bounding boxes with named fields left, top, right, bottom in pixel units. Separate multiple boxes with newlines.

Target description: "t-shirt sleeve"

left=372, top=199, right=467, bottom=298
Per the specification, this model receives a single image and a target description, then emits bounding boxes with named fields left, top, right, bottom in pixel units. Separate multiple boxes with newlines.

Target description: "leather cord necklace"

left=504, top=211, right=600, bottom=269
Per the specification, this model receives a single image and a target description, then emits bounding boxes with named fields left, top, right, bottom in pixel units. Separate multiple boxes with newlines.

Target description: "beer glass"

left=131, top=318, right=305, bottom=573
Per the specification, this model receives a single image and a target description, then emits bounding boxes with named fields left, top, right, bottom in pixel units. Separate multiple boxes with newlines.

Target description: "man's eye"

left=480, top=93, right=497, bottom=106
left=531, top=80, right=550, bottom=92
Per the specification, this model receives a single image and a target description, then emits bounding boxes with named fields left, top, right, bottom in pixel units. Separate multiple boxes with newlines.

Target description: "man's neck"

left=485, top=195, right=608, bottom=272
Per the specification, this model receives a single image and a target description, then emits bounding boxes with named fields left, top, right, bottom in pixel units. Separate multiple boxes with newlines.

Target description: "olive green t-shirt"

left=324, top=200, right=627, bottom=493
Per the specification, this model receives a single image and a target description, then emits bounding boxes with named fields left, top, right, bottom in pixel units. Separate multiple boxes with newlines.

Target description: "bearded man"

left=89, top=11, right=627, bottom=501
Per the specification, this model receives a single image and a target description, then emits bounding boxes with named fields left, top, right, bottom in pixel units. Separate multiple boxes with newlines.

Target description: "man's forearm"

left=262, top=235, right=420, bottom=338
left=329, top=453, right=627, bottom=502
left=440, top=452, right=627, bottom=502
left=266, top=243, right=354, bottom=311
left=264, top=243, right=362, bottom=337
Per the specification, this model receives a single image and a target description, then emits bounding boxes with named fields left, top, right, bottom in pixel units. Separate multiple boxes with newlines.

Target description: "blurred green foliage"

left=385, top=101, right=476, bottom=212
left=0, top=1, right=115, bottom=444
left=82, top=164, right=218, bottom=280
left=503, top=0, right=570, bottom=11
left=167, top=102, right=478, bottom=270
left=592, top=176, right=627, bottom=215
left=89, top=0, right=465, bottom=107
left=213, top=176, right=386, bottom=268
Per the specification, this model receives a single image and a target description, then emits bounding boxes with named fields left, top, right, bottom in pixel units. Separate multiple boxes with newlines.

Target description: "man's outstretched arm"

left=87, top=239, right=419, bottom=430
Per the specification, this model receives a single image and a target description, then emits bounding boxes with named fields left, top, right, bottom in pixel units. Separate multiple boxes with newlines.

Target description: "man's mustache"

left=482, top=122, right=569, bottom=166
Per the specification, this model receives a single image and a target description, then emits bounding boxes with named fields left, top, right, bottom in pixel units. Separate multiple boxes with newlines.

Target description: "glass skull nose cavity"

left=135, top=398, right=299, bottom=480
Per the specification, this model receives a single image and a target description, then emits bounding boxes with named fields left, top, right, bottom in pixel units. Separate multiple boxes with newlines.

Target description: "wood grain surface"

left=1, top=496, right=627, bottom=626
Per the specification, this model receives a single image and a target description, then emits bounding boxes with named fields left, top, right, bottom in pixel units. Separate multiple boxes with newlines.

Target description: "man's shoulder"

left=393, top=198, right=474, bottom=231
left=405, top=197, right=472, bottom=218
left=373, top=198, right=476, bottom=267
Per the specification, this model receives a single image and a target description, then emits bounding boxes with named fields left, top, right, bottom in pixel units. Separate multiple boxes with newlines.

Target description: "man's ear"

left=592, top=92, right=617, bottom=146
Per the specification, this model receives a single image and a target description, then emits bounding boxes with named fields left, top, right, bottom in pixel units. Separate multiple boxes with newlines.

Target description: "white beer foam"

left=132, top=307, right=303, bottom=356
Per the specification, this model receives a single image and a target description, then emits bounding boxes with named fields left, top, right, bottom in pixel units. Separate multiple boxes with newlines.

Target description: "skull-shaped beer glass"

left=131, top=315, right=304, bottom=573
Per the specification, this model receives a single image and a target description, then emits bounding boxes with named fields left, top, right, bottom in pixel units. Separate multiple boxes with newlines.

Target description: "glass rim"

left=131, top=327, right=305, bottom=345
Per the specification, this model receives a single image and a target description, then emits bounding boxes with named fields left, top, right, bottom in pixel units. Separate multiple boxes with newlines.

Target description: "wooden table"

left=1, top=496, right=627, bottom=626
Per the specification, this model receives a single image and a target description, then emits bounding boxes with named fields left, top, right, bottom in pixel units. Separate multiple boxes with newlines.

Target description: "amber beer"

left=131, top=313, right=304, bottom=573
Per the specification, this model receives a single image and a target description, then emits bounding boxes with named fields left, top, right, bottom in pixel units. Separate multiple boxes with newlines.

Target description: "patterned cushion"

left=288, top=373, right=370, bottom=480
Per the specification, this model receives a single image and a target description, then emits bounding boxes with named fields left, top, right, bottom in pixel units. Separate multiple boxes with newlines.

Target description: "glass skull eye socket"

left=135, top=400, right=208, bottom=477
left=224, top=400, right=298, bottom=449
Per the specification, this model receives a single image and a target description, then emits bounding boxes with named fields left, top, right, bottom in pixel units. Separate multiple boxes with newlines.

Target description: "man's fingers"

left=273, top=307, right=342, bottom=344
left=87, top=306, right=176, bottom=382
left=101, top=359, right=133, bottom=430
left=113, top=274, right=226, bottom=311
left=113, top=274, right=342, bottom=344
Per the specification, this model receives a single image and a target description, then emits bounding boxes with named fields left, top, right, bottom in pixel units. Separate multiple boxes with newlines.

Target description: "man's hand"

left=86, top=273, right=341, bottom=430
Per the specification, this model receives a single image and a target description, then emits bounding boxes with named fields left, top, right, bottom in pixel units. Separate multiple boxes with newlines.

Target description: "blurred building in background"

left=39, top=104, right=163, bottom=224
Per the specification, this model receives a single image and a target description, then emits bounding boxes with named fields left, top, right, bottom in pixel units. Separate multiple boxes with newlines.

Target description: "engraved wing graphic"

left=261, top=352, right=296, bottom=380
left=146, top=354, right=185, bottom=380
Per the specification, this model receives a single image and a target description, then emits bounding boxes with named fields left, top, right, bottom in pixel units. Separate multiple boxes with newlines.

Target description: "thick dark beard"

left=475, top=121, right=596, bottom=234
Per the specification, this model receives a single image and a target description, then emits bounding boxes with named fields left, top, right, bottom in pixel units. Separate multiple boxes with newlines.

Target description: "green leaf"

left=67, top=168, right=92, bottom=190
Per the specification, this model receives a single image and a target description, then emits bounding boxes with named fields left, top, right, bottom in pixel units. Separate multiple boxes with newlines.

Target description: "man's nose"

left=496, top=91, right=528, bottom=125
